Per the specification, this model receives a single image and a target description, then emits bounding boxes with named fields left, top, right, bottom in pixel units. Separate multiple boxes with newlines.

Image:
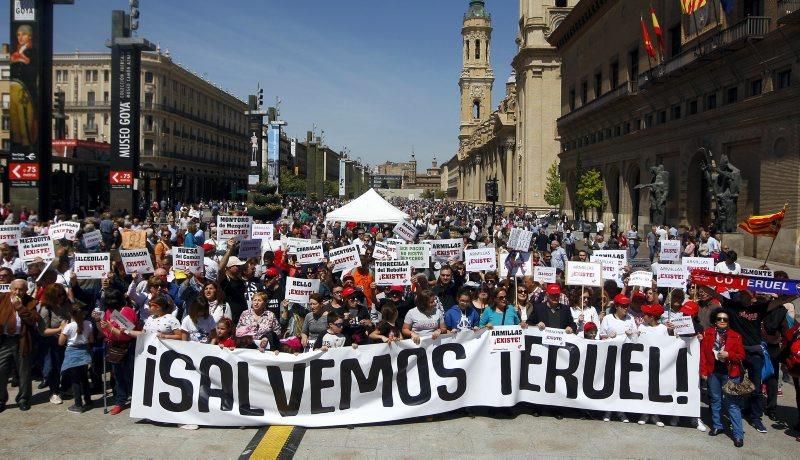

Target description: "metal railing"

left=779, top=0, right=800, bottom=18
left=557, top=80, right=636, bottom=126
left=66, top=101, right=111, bottom=109
left=144, top=103, right=245, bottom=137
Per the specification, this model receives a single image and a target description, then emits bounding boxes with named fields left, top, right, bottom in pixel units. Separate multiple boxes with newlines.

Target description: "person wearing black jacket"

left=527, top=283, right=578, bottom=333
left=432, top=265, right=462, bottom=313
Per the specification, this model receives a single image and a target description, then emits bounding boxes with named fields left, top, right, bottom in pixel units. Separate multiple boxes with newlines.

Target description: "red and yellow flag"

left=650, top=6, right=665, bottom=57
left=681, top=0, right=707, bottom=15
left=640, top=15, right=656, bottom=59
left=738, top=208, right=787, bottom=237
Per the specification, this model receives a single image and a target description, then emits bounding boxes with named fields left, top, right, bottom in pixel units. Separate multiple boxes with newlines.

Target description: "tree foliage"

left=543, top=161, right=565, bottom=210
left=278, top=166, right=305, bottom=195
left=576, top=168, right=603, bottom=219
left=324, top=181, right=339, bottom=198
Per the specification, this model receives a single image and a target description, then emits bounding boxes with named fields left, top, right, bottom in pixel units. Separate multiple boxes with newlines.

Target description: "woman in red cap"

left=636, top=303, right=668, bottom=427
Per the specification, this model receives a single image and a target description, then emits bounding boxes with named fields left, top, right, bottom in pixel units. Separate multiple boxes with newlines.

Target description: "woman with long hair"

left=180, top=300, right=217, bottom=344
left=95, top=288, right=137, bottom=415
left=197, top=280, right=231, bottom=322
left=479, top=286, right=523, bottom=328
left=39, top=284, right=70, bottom=405
left=58, top=304, right=93, bottom=413
left=402, top=289, right=446, bottom=345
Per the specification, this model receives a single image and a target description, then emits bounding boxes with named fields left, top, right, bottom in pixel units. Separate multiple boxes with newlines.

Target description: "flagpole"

left=762, top=203, right=789, bottom=267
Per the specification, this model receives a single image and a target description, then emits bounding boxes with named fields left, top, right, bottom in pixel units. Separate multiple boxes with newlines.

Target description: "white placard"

left=465, top=247, right=496, bottom=272
left=296, top=242, right=325, bottom=265
left=119, top=249, right=155, bottom=275
left=628, top=271, right=654, bottom=288
left=14, top=1, right=36, bottom=21
left=565, top=261, right=603, bottom=287
left=217, top=216, right=252, bottom=241
left=682, top=257, right=715, bottom=274
left=375, top=260, right=412, bottom=286
left=173, top=247, right=205, bottom=274
left=396, top=244, right=430, bottom=270
left=0, top=225, right=21, bottom=246
left=284, top=237, right=308, bottom=253
left=542, top=327, right=566, bottom=347
left=659, top=240, right=681, bottom=262
left=19, top=236, right=55, bottom=261
left=655, top=264, right=687, bottom=288
left=592, top=255, right=624, bottom=280
left=110, top=309, right=136, bottom=331
left=507, top=228, right=534, bottom=252
left=386, top=238, right=406, bottom=247
left=238, top=239, right=263, bottom=260
left=285, top=277, right=320, bottom=304
left=393, top=220, right=418, bottom=242
left=499, top=251, right=533, bottom=278
left=430, top=238, right=463, bottom=263
left=188, top=209, right=201, bottom=219
left=488, top=326, right=524, bottom=352
left=49, top=221, right=81, bottom=241
left=740, top=267, right=774, bottom=278
left=82, top=230, right=103, bottom=249
left=671, top=316, right=696, bottom=335
left=74, top=253, right=111, bottom=280
left=328, top=244, right=362, bottom=273
left=533, top=266, right=557, bottom=284
left=591, top=249, right=627, bottom=266
left=251, top=224, right=274, bottom=241
left=372, top=241, right=396, bottom=261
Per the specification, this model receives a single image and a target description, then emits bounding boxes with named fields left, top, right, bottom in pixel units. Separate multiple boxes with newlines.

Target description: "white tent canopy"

left=325, top=188, right=410, bottom=224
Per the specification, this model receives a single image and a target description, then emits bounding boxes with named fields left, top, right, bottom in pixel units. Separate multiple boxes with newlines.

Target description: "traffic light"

left=129, top=0, right=140, bottom=30
left=257, top=88, right=264, bottom=107
left=485, top=178, right=499, bottom=202
left=54, top=91, right=65, bottom=114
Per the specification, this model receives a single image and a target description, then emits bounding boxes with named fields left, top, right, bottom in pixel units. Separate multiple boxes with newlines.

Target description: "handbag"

left=106, top=341, right=130, bottom=364
left=760, top=342, right=775, bottom=380
left=722, top=368, right=755, bottom=396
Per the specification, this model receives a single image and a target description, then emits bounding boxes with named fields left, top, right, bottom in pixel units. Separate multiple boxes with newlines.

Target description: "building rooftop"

left=464, top=1, right=490, bottom=21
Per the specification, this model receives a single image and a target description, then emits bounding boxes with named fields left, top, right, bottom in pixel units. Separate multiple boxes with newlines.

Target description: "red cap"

left=641, top=304, right=665, bottom=318
left=583, top=322, right=597, bottom=332
left=632, top=291, right=647, bottom=303
left=680, top=300, right=699, bottom=317
left=613, top=294, right=631, bottom=305
left=265, top=267, right=279, bottom=278
left=341, top=286, right=357, bottom=298
left=388, top=285, right=404, bottom=294
left=546, top=284, right=561, bottom=295
left=201, top=242, right=215, bottom=253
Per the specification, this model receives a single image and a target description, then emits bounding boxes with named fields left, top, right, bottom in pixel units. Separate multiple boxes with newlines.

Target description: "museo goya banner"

left=130, top=330, right=699, bottom=427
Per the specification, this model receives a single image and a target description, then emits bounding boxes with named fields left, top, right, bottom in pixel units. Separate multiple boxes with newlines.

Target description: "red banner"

left=689, top=269, right=749, bottom=291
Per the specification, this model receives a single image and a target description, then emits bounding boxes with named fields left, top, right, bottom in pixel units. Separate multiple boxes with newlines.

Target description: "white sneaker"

left=603, top=411, right=611, bottom=422
left=619, top=412, right=630, bottom=423
left=695, top=419, right=707, bottom=432
left=50, top=394, right=63, bottom=405
left=179, top=424, right=199, bottom=430
left=653, top=415, right=664, bottom=427
left=638, top=414, right=648, bottom=425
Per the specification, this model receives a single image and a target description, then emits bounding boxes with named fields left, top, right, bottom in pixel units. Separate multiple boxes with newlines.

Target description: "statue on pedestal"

left=635, top=164, right=669, bottom=226
left=700, top=149, right=741, bottom=232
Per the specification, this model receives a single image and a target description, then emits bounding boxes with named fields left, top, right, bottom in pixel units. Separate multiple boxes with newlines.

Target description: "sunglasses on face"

left=716, top=317, right=729, bottom=323
left=496, top=295, right=507, bottom=300
left=517, top=290, right=527, bottom=294
left=333, top=322, right=344, bottom=327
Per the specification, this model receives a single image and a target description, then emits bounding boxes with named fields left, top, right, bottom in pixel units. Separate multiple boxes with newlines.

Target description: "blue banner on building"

left=267, top=123, right=280, bottom=187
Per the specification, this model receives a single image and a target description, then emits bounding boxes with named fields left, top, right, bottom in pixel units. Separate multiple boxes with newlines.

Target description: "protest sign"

left=19, top=236, right=55, bottom=261
left=328, top=244, right=361, bottom=273
left=296, top=242, right=325, bottom=265
left=82, top=230, right=103, bottom=249
left=386, top=238, right=406, bottom=247
left=741, top=267, right=774, bottom=279
left=372, top=241, right=396, bottom=261
left=119, top=249, right=155, bottom=275
left=238, top=239, right=263, bottom=260
left=74, top=253, right=111, bottom=280
left=533, top=266, right=556, bottom=284
left=188, top=209, right=201, bottom=219
left=131, top=330, right=700, bottom=427
left=251, top=224, right=274, bottom=241
left=285, top=277, right=320, bottom=304
left=49, top=221, right=81, bottom=241
left=396, top=244, right=430, bottom=270
left=393, top=220, right=418, bottom=242
left=173, top=247, right=204, bottom=274
left=217, top=216, right=252, bottom=240
left=628, top=271, right=654, bottom=288
left=0, top=284, right=9, bottom=293
left=671, top=316, right=696, bottom=335
left=565, top=261, right=603, bottom=287
left=542, top=327, right=566, bottom=347
left=655, top=264, right=687, bottom=288
left=591, top=249, right=627, bottom=266
left=465, top=247, right=496, bottom=272
left=110, top=309, right=136, bottom=331
left=592, top=255, right=624, bottom=280
left=284, top=237, right=308, bottom=254
left=659, top=240, right=681, bottom=262
left=0, top=225, right=21, bottom=246
left=375, top=260, right=412, bottom=286
left=488, top=326, right=524, bottom=352
left=499, top=251, right=532, bottom=278
left=682, top=257, right=715, bottom=274
left=631, top=258, right=651, bottom=272
left=430, top=239, right=463, bottom=263
left=507, top=228, right=534, bottom=252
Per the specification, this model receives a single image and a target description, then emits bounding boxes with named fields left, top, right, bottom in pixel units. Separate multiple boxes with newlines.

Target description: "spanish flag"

left=640, top=15, right=656, bottom=59
left=650, top=6, right=665, bottom=57
left=681, top=0, right=707, bottom=14
left=738, top=207, right=786, bottom=237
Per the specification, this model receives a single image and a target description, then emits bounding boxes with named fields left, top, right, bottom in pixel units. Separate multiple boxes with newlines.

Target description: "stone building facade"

left=550, top=0, right=800, bottom=264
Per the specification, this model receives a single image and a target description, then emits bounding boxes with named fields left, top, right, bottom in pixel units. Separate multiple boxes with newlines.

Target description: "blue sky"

left=1, top=0, right=518, bottom=170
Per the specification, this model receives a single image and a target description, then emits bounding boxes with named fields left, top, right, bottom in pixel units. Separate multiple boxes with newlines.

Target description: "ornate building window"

left=473, top=100, right=481, bottom=119
left=475, top=39, right=481, bottom=59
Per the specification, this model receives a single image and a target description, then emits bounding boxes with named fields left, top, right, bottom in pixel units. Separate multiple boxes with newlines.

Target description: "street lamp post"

left=485, top=177, right=499, bottom=244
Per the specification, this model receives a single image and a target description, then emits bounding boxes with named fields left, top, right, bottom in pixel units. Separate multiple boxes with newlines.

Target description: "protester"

left=444, top=288, right=480, bottom=332
left=96, top=288, right=137, bottom=416
left=479, top=287, right=522, bottom=328
left=0, top=279, right=40, bottom=412
left=58, top=304, right=94, bottom=413
left=403, top=289, right=446, bottom=344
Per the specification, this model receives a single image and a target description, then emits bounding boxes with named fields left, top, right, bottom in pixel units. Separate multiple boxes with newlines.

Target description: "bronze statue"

left=635, top=164, right=669, bottom=226
left=700, top=149, right=741, bottom=232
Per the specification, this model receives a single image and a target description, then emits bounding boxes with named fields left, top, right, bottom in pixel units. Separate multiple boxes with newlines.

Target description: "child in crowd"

left=582, top=321, right=598, bottom=340
left=370, top=305, right=401, bottom=344
left=316, top=313, right=357, bottom=351
left=212, top=317, right=236, bottom=349
left=58, top=305, right=94, bottom=413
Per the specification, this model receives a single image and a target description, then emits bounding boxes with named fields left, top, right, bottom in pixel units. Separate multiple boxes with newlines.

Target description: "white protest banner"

left=430, top=238, right=463, bottom=263
left=659, top=240, right=681, bottom=262
left=671, top=316, right=696, bottom=335
left=0, top=284, right=10, bottom=293
left=393, top=220, right=418, bottom=242
left=542, top=327, right=566, bottom=347
left=49, top=221, right=81, bottom=241
left=217, top=216, right=252, bottom=241
left=328, top=244, right=361, bottom=273
left=251, top=224, right=274, bottom=241
left=110, top=309, right=136, bottom=331
left=238, top=239, right=263, bottom=260
left=372, top=241, right=395, bottom=261
left=0, top=225, right=21, bottom=246
left=188, top=209, right=201, bottom=219
left=284, top=237, right=308, bottom=253
left=592, top=255, right=624, bottom=280
left=131, top=331, right=700, bottom=427
left=74, top=253, right=111, bottom=280
left=296, top=242, right=325, bottom=265
left=682, top=257, right=715, bottom=274
left=375, top=260, right=412, bottom=286
left=741, top=267, right=774, bottom=279
left=82, top=230, right=102, bottom=248
left=396, top=244, right=430, bottom=270
left=507, top=228, right=534, bottom=252
left=285, top=277, right=320, bottom=304
left=173, top=247, right=204, bottom=274
left=533, top=266, right=557, bottom=284
left=465, top=247, right=496, bottom=272
left=119, top=249, right=155, bottom=275
left=19, top=236, right=55, bottom=261
left=655, top=264, right=687, bottom=288
left=591, top=249, right=627, bottom=266
left=499, top=251, right=532, bottom=278
left=565, top=261, right=603, bottom=287
left=386, top=238, right=406, bottom=247
left=628, top=271, right=654, bottom=288
left=488, top=326, right=524, bottom=352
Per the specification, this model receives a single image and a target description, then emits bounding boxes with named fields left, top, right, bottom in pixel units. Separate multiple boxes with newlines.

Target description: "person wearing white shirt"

left=0, top=245, right=25, bottom=276
left=706, top=234, right=721, bottom=255
left=599, top=293, right=636, bottom=423
left=715, top=250, right=741, bottom=275
left=635, top=304, right=669, bottom=426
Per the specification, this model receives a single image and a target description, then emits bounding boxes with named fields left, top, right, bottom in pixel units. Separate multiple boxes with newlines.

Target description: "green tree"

left=421, top=189, right=434, bottom=199
left=434, top=190, right=447, bottom=200
left=278, top=165, right=305, bottom=195
left=543, top=161, right=565, bottom=210
left=576, top=168, right=603, bottom=221
left=323, top=181, right=339, bottom=198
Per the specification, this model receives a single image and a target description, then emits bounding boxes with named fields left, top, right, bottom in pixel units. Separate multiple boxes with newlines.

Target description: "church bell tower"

left=459, top=0, right=494, bottom=146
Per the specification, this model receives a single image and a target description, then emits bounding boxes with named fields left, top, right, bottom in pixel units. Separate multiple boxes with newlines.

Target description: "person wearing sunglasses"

left=316, top=313, right=357, bottom=351
left=479, top=287, right=523, bottom=329
left=701, top=309, right=746, bottom=447
left=569, top=287, right=599, bottom=333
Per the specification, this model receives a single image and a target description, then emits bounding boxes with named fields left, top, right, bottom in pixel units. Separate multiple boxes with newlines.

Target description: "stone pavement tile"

left=294, top=446, right=378, bottom=460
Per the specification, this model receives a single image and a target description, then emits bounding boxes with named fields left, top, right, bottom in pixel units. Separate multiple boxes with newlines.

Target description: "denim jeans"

left=110, top=345, right=135, bottom=406
left=743, top=350, right=764, bottom=422
left=42, top=336, right=65, bottom=394
left=628, top=243, right=638, bottom=260
left=708, top=372, right=744, bottom=440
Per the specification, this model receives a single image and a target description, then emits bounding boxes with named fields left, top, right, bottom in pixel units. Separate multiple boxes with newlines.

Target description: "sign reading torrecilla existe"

left=375, top=260, right=411, bottom=286
left=74, top=253, right=111, bottom=279
left=327, top=244, right=361, bottom=273
left=465, top=247, right=496, bottom=272
left=119, top=249, right=155, bottom=275
left=217, top=216, right=252, bottom=241
left=131, top=331, right=700, bottom=427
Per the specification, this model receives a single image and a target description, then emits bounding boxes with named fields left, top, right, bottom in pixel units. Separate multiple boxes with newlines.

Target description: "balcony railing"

left=778, top=0, right=800, bottom=22
left=83, top=124, right=98, bottom=134
left=557, top=80, right=637, bottom=127
left=66, top=101, right=111, bottom=109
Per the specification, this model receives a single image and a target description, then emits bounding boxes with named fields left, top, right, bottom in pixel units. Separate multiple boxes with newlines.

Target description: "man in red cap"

left=528, top=283, right=577, bottom=333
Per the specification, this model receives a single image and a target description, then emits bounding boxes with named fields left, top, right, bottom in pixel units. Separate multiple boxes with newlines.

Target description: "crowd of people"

left=0, top=198, right=798, bottom=446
